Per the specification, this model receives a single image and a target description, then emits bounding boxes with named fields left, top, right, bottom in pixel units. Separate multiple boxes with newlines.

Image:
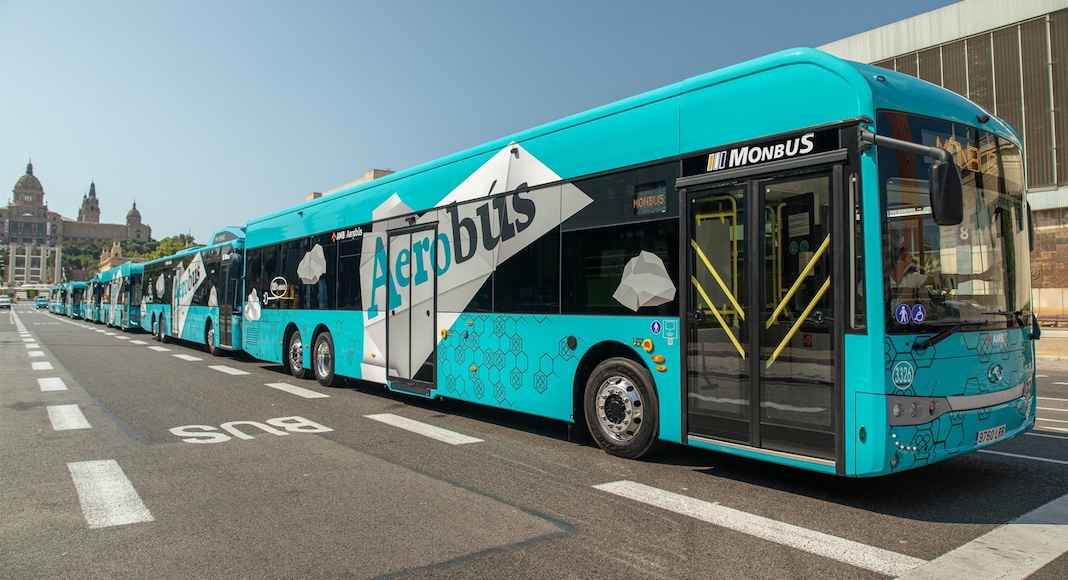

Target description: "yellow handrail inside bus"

left=766, top=277, right=831, bottom=368
left=690, top=239, right=745, bottom=321
left=691, top=276, right=746, bottom=359
left=766, top=234, right=831, bottom=329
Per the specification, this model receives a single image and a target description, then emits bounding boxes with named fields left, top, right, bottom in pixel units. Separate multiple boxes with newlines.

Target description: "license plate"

left=974, top=424, right=1006, bottom=446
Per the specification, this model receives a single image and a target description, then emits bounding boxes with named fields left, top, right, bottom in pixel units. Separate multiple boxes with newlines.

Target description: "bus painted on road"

left=141, top=227, right=245, bottom=354
left=236, top=48, right=1037, bottom=476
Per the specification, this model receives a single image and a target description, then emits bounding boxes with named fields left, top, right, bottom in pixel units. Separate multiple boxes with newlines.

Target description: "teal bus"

left=84, top=273, right=105, bottom=323
left=88, top=262, right=145, bottom=329
left=49, top=285, right=64, bottom=314
left=63, top=281, right=88, bottom=319
left=237, top=48, right=1037, bottom=476
left=141, top=227, right=245, bottom=354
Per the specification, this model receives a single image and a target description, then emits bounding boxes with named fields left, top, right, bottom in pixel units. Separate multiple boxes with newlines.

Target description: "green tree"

left=146, top=234, right=201, bottom=260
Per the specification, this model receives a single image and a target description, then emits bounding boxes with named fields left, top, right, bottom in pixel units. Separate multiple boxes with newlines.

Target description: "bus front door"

left=386, top=225, right=438, bottom=395
left=685, top=170, right=838, bottom=462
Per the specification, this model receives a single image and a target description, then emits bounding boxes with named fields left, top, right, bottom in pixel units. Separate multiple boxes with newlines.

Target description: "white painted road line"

left=130, top=340, right=148, bottom=345
left=28, top=350, right=44, bottom=357
left=896, top=493, right=1068, bottom=580
left=115, top=336, right=130, bottom=341
left=365, top=413, right=484, bottom=445
left=67, top=460, right=154, bottom=529
left=31, top=361, right=54, bottom=371
left=593, top=480, right=924, bottom=577
left=48, top=405, right=92, bottom=430
left=979, top=449, right=1068, bottom=466
left=38, top=377, right=68, bottom=392
left=173, top=354, right=203, bottom=362
left=264, top=382, right=330, bottom=399
left=25, top=342, right=39, bottom=348
left=148, top=346, right=171, bottom=352
left=209, top=365, right=250, bottom=376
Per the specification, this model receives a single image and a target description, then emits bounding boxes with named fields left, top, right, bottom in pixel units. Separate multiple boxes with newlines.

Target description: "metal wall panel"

left=942, top=40, right=969, bottom=97
left=1021, top=18, right=1055, bottom=187
left=993, top=27, right=1025, bottom=138
left=968, top=34, right=996, bottom=111
left=895, top=55, right=918, bottom=77
left=1052, top=9, right=1068, bottom=185
left=918, top=47, right=943, bottom=84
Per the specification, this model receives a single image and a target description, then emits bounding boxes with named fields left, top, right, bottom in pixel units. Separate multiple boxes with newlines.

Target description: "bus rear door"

left=386, top=224, right=438, bottom=395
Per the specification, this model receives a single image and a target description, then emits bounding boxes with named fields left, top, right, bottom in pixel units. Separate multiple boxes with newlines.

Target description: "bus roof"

left=245, top=47, right=1017, bottom=247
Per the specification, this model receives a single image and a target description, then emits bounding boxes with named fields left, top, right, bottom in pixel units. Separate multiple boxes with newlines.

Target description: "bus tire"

left=313, top=332, right=341, bottom=387
left=286, top=329, right=310, bottom=379
left=159, top=319, right=171, bottom=344
left=583, top=357, right=663, bottom=460
left=205, top=321, right=221, bottom=357
left=152, top=316, right=160, bottom=341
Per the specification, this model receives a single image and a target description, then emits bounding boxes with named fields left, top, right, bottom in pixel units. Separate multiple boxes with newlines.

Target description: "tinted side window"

left=494, top=227, right=559, bottom=314
left=562, top=219, right=679, bottom=316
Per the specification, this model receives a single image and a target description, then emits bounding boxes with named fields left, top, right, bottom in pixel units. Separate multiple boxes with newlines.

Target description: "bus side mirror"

left=930, top=160, right=963, bottom=226
left=227, top=253, right=244, bottom=279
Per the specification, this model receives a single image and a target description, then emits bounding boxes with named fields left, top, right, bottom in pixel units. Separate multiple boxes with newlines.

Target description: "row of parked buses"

left=43, top=48, right=1042, bottom=477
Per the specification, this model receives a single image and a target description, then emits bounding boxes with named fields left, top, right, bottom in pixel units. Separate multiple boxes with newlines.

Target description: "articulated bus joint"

left=886, top=376, right=1034, bottom=427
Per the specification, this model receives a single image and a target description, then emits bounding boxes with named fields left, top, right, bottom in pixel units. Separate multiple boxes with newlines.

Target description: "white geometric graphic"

left=244, top=289, right=262, bottom=322
left=297, top=244, right=327, bottom=284
left=613, top=251, right=677, bottom=311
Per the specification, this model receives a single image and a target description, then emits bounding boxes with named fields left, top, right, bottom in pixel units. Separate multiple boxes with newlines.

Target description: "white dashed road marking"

left=263, top=382, right=330, bottom=399
left=67, top=460, right=154, bottom=529
left=593, top=480, right=925, bottom=577
left=365, top=413, right=484, bottom=445
left=48, top=405, right=92, bottom=430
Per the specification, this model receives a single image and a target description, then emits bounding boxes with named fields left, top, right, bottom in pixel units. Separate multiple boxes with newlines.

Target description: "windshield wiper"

left=913, top=321, right=985, bottom=351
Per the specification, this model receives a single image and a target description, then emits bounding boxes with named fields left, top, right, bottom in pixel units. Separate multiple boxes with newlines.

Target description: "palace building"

left=1, top=161, right=151, bottom=285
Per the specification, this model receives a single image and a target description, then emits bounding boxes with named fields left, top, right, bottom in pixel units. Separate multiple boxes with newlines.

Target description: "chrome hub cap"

left=595, top=376, right=643, bottom=442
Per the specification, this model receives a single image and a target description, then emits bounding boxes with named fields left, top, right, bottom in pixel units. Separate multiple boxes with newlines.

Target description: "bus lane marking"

left=173, top=354, right=203, bottom=362
left=129, top=340, right=148, bottom=345
left=896, top=493, right=1068, bottom=579
left=25, top=342, right=39, bottom=348
left=264, top=382, right=330, bottom=399
left=593, top=480, right=925, bottom=577
left=365, top=413, right=483, bottom=445
left=148, top=346, right=171, bottom=352
left=28, top=350, right=44, bottom=357
left=38, top=377, right=67, bottom=391
left=67, top=460, right=154, bottom=528
left=209, top=365, right=250, bottom=376
left=48, top=405, right=92, bottom=430
left=31, top=362, right=53, bottom=370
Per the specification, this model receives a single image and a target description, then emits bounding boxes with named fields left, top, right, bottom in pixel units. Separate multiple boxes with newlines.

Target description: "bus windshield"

left=877, top=111, right=1030, bottom=333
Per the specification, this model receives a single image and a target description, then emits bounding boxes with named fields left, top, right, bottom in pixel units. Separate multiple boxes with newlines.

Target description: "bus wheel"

left=287, top=330, right=310, bottom=379
left=313, top=332, right=341, bottom=387
left=159, top=319, right=171, bottom=344
left=205, top=321, right=220, bottom=357
left=152, top=317, right=160, bottom=341
left=583, top=357, right=663, bottom=459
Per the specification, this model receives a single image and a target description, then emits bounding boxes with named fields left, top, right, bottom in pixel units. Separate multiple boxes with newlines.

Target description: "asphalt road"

left=4, top=306, right=1068, bottom=579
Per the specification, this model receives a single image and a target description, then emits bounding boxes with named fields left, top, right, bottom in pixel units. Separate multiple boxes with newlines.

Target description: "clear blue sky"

left=1, top=0, right=958, bottom=245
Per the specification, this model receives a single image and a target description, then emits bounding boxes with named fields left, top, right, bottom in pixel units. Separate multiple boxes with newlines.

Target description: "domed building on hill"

left=1, top=161, right=151, bottom=285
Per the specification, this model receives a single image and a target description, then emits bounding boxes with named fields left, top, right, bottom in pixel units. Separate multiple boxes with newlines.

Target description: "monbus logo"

left=707, top=132, right=816, bottom=171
